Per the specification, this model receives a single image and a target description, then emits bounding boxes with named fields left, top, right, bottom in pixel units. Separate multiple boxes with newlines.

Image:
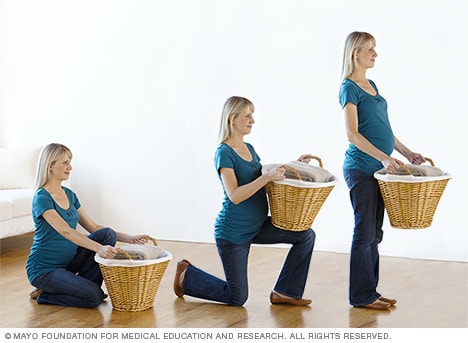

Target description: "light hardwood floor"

left=1, top=233, right=467, bottom=328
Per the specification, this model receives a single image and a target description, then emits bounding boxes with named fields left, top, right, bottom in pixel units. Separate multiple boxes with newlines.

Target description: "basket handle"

left=284, top=155, right=324, bottom=181
left=147, top=236, right=158, bottom=246
left=398, top=157, right=435, bottom=175
left=284, top=165, right=302, bottom=181
left=302, top=155, right=323, bottom=168
left=116, top=248, right=133, bottom=260
left=423, top=157, right=435, bottom=166
left=116, top=236, right=158, bottom=260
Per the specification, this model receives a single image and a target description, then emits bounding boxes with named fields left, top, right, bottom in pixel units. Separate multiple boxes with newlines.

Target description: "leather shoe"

left=174, top=259, right=190, bottom=297
left=29, top=288, right=42, bottom=300
left=358, top=300, right=391, bottom=310
left=379, top=296, right=397, bottom=305
left=270, top=291, right=312, bottom=306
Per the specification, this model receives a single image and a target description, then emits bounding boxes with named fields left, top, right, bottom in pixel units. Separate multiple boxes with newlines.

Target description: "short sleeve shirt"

left=214, top=143, right=268, bottom=244
left=26, top=187, right=81, bottom=283
left=339, top=79, right=395, bottom=175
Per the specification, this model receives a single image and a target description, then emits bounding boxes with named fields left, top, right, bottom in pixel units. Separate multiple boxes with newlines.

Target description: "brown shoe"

left=379, top=296, right=397, bottom=305
left=174, top=259, right=190, bottom=297
left=29, top=288, right=42, bottom=300
left=358, top=299, right=391, bottom=310
left=270, top=291, right=312, bottom=306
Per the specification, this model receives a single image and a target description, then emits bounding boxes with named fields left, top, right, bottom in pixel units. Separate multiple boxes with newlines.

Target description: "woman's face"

left=231, top=107, right=255, bottom=135
left=355, top=42, right=378, bottom=69
left=49, top=153, right=72, bottom=181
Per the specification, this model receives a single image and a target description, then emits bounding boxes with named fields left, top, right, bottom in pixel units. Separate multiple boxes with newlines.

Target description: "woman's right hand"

left=381, top=156, right=403, bottom=173
left=266, top=165, right=286, bottom=182
left=97, top=245, right=118, bottom=259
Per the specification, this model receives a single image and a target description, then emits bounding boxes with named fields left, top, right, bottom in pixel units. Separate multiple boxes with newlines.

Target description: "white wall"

left=1, top=0, right=467, bottom=261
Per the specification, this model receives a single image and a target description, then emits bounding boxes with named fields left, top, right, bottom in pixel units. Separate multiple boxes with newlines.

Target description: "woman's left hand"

left=297, top=154, right=312, bottom=163
left=408, top=153, right=426, bottom=165
left=127, top=235, right=150, bottom=244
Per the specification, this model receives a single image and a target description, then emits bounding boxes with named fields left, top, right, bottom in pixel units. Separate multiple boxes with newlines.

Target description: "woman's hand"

left=265, top=165, right=286, bottom=182
left=297, top=154, right=312, bottom=163
left=97, top=245, right=119, bottom=259
left=381, top=156, right=403, bottom=173
left=127, top=235, right=149, bottom=245
left=407, top=153, right=426, bottom=165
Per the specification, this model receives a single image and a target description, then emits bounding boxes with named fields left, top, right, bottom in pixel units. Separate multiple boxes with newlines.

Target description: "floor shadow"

left=348, top=306, right=395, bottom=328
left=269, top=304, right=312, bottom=328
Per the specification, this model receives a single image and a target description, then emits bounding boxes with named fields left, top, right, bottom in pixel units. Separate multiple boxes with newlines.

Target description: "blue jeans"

left=32, top=227, right=117, bottom=308
left=344, top=169, right=385, bottom=306
left=182, top=217, right=315, bottom=306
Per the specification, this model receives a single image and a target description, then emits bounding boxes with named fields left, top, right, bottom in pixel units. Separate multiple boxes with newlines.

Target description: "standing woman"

left=339, top=32, right=426, bottom=310
left=26, top=143, right=148, bottom=308
left=173, top=96, right=316, bottom=306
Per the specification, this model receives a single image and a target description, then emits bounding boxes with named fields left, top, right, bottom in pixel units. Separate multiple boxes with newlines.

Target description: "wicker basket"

left=263, top=156, right=336, bottom=231
left=374, top=158, right=451, bottom=229
left=95, top=237, right=172, bottom=311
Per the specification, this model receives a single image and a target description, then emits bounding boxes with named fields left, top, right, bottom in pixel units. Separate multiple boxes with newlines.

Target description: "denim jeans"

left=182, top=217, right=315, bottom=306
left=344, top=169, right=385, bottom=306
left=32, top=227, right=117, bottom=308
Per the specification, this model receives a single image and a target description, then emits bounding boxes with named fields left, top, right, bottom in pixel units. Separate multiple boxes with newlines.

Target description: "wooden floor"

left=0, top=233, right=467, bottom=328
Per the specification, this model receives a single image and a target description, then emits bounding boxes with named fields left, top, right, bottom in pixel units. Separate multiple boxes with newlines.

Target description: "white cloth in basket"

left=377, top=164, right=443, bottom=177
left=95, top=249, right=172, bottom=267
left=284, top=161, right=333, bottom=182
left=114, top=244, right=164, bottom=260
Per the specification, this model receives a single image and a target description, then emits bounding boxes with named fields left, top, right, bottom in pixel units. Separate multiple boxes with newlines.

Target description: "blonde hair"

left=340, top=31, right=376, bottom=81
left=217, top=96, right=255, bottom=144
left=34, top=143, right=73, bottom=191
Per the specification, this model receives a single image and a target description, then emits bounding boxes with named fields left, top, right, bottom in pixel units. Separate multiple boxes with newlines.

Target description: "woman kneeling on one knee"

left=174, top=96, right=316, bottom=306
left=26, top=143, right=149, bottom=308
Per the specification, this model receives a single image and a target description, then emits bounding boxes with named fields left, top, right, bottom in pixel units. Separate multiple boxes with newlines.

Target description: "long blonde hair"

left=34, top=143, right=73, bottom=191
left=340, top=31, right=376, bottom=81
left=217, top=96, right=255, bottom=144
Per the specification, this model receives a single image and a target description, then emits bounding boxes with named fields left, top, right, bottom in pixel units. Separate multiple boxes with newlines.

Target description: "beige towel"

left=284, top=169, right=315, bottom=182
left=114, top=244, right=164, bottom=260
left=377, top=165, right=443, bottom=177
left=284, top=161, right=333, bottom=182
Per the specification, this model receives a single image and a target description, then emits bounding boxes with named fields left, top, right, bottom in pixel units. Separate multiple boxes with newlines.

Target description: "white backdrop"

left=1, top=0, right=467, bottom=261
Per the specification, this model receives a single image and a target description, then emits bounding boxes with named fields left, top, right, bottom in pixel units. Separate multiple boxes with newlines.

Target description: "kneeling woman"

left=174, top=96, right=316, bottom=306
left=26, top=143, right=148, bottom=308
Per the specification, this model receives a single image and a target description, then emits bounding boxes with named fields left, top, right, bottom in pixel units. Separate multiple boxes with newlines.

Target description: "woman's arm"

left=77, top=207, right=104, bottom=233
left=343, top=102, right=401, bottom=172
left=394, top=136, right=426, bottom=165
left=78, top=207, right=148, bottom=244
left=42, top=209, right=117, bottom=258
left=220, top=166, right=285, bottom=205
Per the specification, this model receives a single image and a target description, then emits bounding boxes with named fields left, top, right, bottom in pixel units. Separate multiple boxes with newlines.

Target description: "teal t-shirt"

left=339, top=79, right=395, bottom=175
left=214, top=143, right=268, bottom=244
left=26, top=187, right=81, bottom=283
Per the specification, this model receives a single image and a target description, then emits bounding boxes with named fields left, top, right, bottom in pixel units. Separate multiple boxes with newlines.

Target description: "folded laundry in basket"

left=377, top=164, right=443, bottom=177
left=284, top=161, right=332, bottom=182
left=113, top=244, right=164, bottom=260
left=284, top=169, right=315, bottom=182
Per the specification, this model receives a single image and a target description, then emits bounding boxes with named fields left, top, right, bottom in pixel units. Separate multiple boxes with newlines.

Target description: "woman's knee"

left=83, top=285, right=106, bottom=308
left=226, top=284, right=249, bottom=306
left=301, top=228, right=316, bottom=246
left=229, top=292, right=248, bottom=306
left=92, top=227, right=117, bottom=246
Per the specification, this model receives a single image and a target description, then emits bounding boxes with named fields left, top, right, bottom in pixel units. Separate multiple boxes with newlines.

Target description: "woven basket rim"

left=95, top=249, right=172, bottom=267
left=374, top=171, right=452, bottom=183
left=270, top=176, right=337, bottom=188
left=262, top=163, right=337, bottom=188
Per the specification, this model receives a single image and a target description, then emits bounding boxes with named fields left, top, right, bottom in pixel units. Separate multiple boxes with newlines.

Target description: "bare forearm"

left=394, top=137, right=411, bottom=158
left=348, top=131, right=389, bottom=164
left=228, top=174, right=270, bottom=204
left=394, top=137, right=426, bottom=164
left=62, top=228, right=102, bottom=252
